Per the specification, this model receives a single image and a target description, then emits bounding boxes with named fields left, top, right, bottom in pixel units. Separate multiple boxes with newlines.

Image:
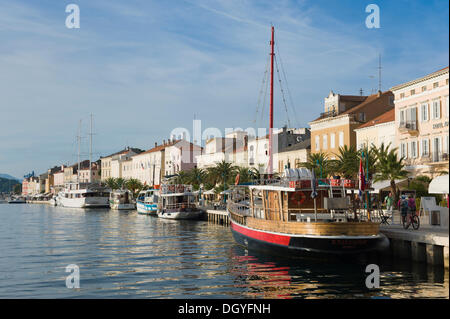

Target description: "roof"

left=101, top=147, right=144, bottom=159
left=391, top=67, right=449, bottom=91
left=137, top=139, right=182, bottom=156
left=278, top=138, right=311, bottom=153
left=356, top=108, right=395, bottom=129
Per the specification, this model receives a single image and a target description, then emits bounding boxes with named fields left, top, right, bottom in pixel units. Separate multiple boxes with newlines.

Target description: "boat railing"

left=164, top=203, right=197, bottom=209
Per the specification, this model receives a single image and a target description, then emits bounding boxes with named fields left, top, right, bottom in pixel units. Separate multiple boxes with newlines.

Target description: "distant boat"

left=48, top=196, right=57, bottom=206
left=157, top=184, right=204, bottom=220
left=110, top=189, right=135, bottom=210
left=8, top=196, right=26, bottom=204
left=136, top=189, right=158, bottom=215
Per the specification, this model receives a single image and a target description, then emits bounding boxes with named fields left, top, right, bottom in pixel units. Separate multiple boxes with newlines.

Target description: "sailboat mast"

left=89, top=114, right=93, bottom=183
left=77, top=119, right=81, bottom=183
left=268, top=26, right=275, bottom=175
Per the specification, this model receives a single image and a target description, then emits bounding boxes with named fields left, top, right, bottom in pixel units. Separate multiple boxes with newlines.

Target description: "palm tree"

left=125, top=178, right=143, bottom=197
left=333, top=145, right=359, bottom=179
left=299, top=152, right=332, bottom=178
left=175, top=171, right=190, bottom=184
left=105, top=177, right=118, bottom=190
left=187, top=167, right=206, bottom=190
left=373, top=144, right=409, bottom=203
left=116, top=177, right=126, bottom=189
left=233, top=166, right=253, bottom=184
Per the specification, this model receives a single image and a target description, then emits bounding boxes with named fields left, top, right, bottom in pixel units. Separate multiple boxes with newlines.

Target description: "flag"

left=359, top=158, right=365, bottom=196
left=141, top=163, right=145, bottom=170
left=311, top=169, right=318, bottom=199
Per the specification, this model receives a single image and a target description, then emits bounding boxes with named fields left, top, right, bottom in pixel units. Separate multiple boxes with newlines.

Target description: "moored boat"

left=157, top=184, right=204, bottom=220
left=136, top=189, right=159, bottom=215
left=110, top=189, right=135, bottom=210
left=57, top=182, right=110, bottom=208
left=8, top=196, right=26, bottom=204
left=227, top=170, right=388, bottom=256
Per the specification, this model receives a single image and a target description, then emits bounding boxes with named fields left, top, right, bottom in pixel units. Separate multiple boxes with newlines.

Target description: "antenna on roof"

left=378, top=53, right=382, bottom=92
left=359, top=88, right=363, bottom=96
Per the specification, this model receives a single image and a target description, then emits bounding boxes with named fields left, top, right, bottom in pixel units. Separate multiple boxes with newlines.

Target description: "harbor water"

left=0, top=204, right=448, bottom=299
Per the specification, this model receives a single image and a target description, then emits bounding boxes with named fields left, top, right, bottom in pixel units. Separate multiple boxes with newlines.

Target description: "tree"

left=116, top=178, right=126, bottom=189
left=104, top=177, right=118, bottom=190
left=125, top=178, right=143, bottom=197
left=333, top=145, right=359, bottom=179
left=13, top=183, right=22, bottom=195
left=373, top=143, right=409, bottom=203
left=187, top=167, right=206, bottom=190
left=299, top=152, right=333, bottom=178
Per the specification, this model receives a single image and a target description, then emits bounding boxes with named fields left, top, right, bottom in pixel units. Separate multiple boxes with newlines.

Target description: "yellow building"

left=309, top=90, right=394, bottom=159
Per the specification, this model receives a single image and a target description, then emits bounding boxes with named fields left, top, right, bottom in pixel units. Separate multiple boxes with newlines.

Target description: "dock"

left=206, top=209, right=230, bottom=226
left=380, top=224, right=449, bottom=269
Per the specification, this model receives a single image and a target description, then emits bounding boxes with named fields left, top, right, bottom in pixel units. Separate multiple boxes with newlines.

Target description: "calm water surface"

left=0, top=204, right=448, bottom=298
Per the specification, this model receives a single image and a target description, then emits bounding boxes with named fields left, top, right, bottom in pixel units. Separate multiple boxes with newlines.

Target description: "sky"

left=0, top=0, right=448, bottom=178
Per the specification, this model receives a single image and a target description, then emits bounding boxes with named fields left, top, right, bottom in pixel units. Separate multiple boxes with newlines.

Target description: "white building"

left=355, top=108, right=396, bottom=151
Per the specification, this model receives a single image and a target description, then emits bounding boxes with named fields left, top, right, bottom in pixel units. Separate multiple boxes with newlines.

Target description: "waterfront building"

left=275, top=136, right=311, bottom=172
left=100, top=147, right=144, bottom=181
left=22, top=176, right=40, bottom=196
left=392, top=67, right=449, bottom=177
left=309, top=90, right=394, bottom=159
left=355, top=108, right=396, bottom=151
left=78, top=161, right=101, bottom=183
left=248, top=135, right=269, bottom=174
left=52, top=166, right=65, bottom=193
left=164, top=140, right=203, bottom=176
left=63, top=160, right=90, bottom=183
left=196, top=131, right=247, bottom=169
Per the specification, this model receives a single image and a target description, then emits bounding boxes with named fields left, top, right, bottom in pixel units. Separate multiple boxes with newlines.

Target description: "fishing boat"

left=157, top=184, right=204, bottom=220
left=48, top=195, right=57, bottom=206
left=110, top=189, right=135, bottom=210
left=136, top=189, right=159, bottom=215
left=227, top=27, right=388, bottom=256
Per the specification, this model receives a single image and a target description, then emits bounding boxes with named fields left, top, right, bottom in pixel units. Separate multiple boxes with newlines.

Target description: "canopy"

left=428, top=174, right=449, bottom=194
left=203, top=189, right=215, bottom=195
left=220, top=189, right=232, bottom=195
left=370, top=179, right=408, bottom=194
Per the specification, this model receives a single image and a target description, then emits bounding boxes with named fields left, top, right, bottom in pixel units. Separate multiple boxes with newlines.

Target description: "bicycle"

left=402, top=211, right=420, bottom=230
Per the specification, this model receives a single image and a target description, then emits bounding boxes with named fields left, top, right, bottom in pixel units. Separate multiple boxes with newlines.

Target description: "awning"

left=428, top=174, right=449, bottom=194
left=203, top=189, right=215, bottom=195
left=370, top=179, right=408, bottom=194
left=220, top=189, right=232, bottom=195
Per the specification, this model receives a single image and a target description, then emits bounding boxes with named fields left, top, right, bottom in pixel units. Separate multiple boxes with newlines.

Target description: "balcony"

left=399, top=120, right=419, bottom=135
left=431, top=152, right=449, bottom=164
left=319, top=110, right=337, bottom=119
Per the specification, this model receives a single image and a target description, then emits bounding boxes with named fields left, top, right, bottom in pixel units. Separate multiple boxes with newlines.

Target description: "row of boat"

left=52, top=182, right=205, bottom=220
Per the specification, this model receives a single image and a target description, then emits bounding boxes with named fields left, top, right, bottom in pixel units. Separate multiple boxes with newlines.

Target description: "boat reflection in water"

left=228, top=245, right=449, bottom=299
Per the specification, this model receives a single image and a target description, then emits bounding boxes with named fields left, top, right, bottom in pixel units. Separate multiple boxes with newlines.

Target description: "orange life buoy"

left=290, top=191, right=306, bottom=206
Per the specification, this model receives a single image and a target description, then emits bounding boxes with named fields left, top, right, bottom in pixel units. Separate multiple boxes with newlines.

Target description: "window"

left=433, top=82, right=439, bottom=89
left=323, top=135, right=328, bottom=149
left=401, top=143, right=407, bottom=158
left=339, top=132, right=344, bottom=147
left=410, top=141, right=417, bottom=158
left=399, top=110, right=405, bottom=124
left=432, top=100, right=441, bottom=119
left=446, top=96, right=449, bottom=118
left=422, top=86, right=427, bottom=92
left=421, top=103, right=429, bottom=122
left=421, top=139, right=429, bottom=156
left=315, top=136, right=320, bottom=150
left=400, top=93, right=405, bottom=99
left=330, top=133, right=335, bottom=149
left=410, top=89, right=415, bottom=96
left=359, top=112, right=366, bottom=122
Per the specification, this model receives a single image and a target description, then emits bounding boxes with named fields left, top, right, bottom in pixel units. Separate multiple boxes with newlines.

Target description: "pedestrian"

left=408, top=195, right=416, bottom=216
left=384, top=192, right=394, bottom=214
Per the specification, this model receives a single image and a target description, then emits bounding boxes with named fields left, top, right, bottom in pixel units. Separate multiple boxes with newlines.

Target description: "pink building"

left=392, top=67, right=449, bottom=177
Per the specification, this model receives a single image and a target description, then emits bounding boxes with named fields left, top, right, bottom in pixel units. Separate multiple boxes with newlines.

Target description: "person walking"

left=384, top=192, right=394, bottom=214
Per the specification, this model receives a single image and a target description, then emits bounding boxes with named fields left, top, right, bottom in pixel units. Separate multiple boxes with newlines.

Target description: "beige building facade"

left=392, top=67, right=449, bottom=177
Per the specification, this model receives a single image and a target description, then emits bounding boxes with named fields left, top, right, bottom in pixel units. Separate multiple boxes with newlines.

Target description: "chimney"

left=377, top=90, right=382, bottom=97
left=155, top=142, right=157, bottom=148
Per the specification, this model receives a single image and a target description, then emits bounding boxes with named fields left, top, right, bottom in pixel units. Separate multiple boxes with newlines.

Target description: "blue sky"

left=0, top=0, right=448, bottom=178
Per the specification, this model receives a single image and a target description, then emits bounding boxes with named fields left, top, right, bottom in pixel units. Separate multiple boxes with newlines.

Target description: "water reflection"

left=0, top=204, right=447, bottom=298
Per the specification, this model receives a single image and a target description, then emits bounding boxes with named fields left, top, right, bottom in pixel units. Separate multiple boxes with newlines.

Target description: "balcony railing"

left=431, top=152, right=449, bottom=163
left=399, top=120, right=418, bottom=131
left=319, top=110, right=337, bottom=118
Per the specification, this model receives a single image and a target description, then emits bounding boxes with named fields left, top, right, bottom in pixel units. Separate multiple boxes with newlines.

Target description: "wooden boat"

left=157, top=184, right=204, bottom=220
left=110, top=189, right=135, bottom=210
left=227, top=171, right=388, bottom=255
left=136, top=189, right=158, bottom=215
left=227, top=27, right=388, bottom=256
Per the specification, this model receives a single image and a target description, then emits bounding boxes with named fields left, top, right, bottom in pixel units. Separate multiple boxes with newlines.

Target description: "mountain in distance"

left=0, top=174, right=20, bottom=181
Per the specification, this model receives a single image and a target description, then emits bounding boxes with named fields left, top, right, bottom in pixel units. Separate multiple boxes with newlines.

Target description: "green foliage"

left=0, top=177, right=21, bottom=193
left=333, top=145, right=359, bottom=179
left=299, top=152, right=333, bottom=178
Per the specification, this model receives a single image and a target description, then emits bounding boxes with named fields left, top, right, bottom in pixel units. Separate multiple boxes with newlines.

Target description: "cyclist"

left=408, top=195, right=416, bottom=216
left=398, top=195, right=409, bottom=224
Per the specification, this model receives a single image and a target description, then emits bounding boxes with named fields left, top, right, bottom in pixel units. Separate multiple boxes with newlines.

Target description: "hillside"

left=0, top=174, right=20, bottom=181
left=0, top=177, right=20, bottom=193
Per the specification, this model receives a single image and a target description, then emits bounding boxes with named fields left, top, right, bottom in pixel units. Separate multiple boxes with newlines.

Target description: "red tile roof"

left=357, top=108, right=395, bottom=129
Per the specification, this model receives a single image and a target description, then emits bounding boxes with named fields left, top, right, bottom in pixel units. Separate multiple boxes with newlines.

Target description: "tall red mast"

left=268, top=26, right=274, bottom=175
